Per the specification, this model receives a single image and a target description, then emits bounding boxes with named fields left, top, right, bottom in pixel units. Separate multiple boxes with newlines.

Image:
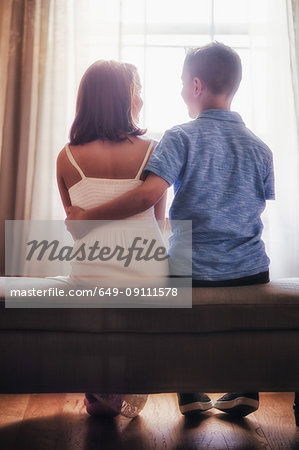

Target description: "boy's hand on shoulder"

left=66, top=205, right=86, bottom=221
left=65, top=206, right=90, bottom=240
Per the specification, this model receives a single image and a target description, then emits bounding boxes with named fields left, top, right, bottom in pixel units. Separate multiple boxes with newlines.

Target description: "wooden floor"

left=0, top=392, right=298, bottom=449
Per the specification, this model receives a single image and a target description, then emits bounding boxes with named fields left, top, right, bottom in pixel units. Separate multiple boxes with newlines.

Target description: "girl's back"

left=60, top=137, right=154, bottom=190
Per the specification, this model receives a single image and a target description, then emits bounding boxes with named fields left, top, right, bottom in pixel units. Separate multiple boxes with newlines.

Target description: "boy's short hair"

left=184, top=42, right=242, bottom=96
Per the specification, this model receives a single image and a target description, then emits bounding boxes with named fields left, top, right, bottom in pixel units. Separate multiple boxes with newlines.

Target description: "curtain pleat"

left=288, top=0, right=299, bottom=142
left=0, top=0, right=50, bottom=275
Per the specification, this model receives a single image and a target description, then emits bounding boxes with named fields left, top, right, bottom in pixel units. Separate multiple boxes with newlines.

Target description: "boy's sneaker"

left=214, top=392, right=259, bottom=417
left=177, top=393, right=213, bottom=415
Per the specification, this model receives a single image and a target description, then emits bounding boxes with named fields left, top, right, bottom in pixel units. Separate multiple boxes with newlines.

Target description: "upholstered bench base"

left=0, top=278, right=298, bottom=395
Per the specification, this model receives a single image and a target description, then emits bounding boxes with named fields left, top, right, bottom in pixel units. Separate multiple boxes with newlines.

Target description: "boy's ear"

left=193, top=77, right=203, bottom=97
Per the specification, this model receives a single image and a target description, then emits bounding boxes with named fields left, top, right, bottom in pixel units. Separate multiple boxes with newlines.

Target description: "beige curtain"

left=0, top=0, right=121, bottom=275
left=289, top=0, right=299, bottom=135
left=0, top=0, right=50, bottom=275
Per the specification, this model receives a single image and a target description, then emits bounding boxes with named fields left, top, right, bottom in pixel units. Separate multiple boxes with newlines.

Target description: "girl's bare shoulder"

left=134, top=135, right=158, bottom=148
left=56, top=146, right=67, bottom=168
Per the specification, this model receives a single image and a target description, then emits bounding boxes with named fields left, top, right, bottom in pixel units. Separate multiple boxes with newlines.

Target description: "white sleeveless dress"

left=64, top=141, right=169, bottom=288
left=65, top=140, right=168, bottom=417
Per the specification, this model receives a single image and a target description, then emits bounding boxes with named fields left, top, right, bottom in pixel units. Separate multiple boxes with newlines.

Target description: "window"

left=114, top=0, right=268, bottom=211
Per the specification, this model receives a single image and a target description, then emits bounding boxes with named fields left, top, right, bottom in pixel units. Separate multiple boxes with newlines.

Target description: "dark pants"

left=192, top=270, right=270, bottom=287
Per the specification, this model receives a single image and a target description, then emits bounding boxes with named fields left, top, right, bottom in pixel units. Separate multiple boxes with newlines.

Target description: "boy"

left=67, top=42, right=275, bottom=417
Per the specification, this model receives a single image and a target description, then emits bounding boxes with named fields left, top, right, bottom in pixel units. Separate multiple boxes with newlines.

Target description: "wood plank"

left=0, top=392, right=298, bottom=449
left=210, top=393, right=270, bottom=449
left=13, top=393, right=66, bottom=450
left=251, top=392, right=299, bottom=450
left=0, top=394, right=29, bottom=450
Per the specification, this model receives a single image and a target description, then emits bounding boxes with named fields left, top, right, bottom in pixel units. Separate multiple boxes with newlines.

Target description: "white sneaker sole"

left=180, top=400, right=213, bottom=414
left=214, top=396, right=259, bottom=416
left=214, top=397, right=259, bottom=410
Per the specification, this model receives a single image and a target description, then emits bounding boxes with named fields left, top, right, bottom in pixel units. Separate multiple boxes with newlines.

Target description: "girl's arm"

left=56, top=151, right=72, bottom=214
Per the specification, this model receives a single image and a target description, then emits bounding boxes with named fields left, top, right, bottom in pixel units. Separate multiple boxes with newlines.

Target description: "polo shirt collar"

left=197, top=109, right=244, bottom=124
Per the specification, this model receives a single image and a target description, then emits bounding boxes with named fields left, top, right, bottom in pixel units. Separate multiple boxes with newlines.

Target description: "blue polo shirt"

left=145, top=109, right=275, bottom=280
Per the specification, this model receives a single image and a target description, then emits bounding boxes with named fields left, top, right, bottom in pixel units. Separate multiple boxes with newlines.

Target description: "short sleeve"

left=144, top=128, right=187, bottom=186
left=264, top=153, right=275, bottom=200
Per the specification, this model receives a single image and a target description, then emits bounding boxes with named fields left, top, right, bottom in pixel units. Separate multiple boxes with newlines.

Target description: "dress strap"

left=135, top=140, right=154, bottom=180
left=65, top=144, right=85, bottom=179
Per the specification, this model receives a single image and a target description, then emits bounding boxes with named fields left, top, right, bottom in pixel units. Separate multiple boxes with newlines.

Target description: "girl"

left=57, top=61, right=168, bottom=289
left=56, top=60, right=168, bottom=417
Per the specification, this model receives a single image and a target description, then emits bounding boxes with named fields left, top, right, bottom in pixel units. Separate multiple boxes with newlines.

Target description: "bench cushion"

left=1, top=278, right=298, bottom=334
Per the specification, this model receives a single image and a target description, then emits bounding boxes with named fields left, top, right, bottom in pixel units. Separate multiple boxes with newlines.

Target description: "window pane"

left=146, top=34, right=211, bottom=47
left=121, top=0, right=145, bottom=24
left=144, top=47, right=190, bottom=135
left=214, top=0, right=249, bottom=24
left=214, top=35, right=250, bottom=48
left=146, top=0, right=212, bottom=24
